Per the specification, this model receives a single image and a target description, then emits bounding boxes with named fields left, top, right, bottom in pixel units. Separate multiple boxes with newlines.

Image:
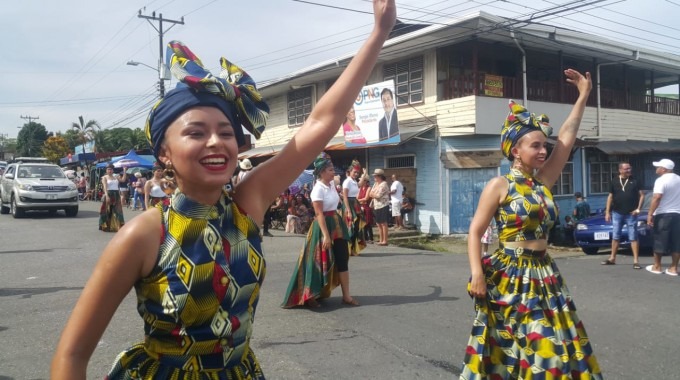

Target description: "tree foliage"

left=42, top=136, right=71, bottom=164
left=16, top=122, right=49, bottom=157
left=71, top=116, right=100, bottom=154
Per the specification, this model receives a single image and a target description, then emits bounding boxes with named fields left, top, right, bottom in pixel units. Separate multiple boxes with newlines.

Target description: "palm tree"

left=71, top=116, right=100, bottom=155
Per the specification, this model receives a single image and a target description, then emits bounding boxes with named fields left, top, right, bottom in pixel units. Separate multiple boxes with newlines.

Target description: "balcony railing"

left=442, top=75, right=680, bottom=116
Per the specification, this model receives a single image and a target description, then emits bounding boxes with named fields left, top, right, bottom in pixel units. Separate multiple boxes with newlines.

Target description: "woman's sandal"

left=601, top=259, right=616, bottom=265
left=633, top=263, right=642, bottom=270
left=342, top=298, right=360, bottom=306
left=305, top=299, right=321, bottom=308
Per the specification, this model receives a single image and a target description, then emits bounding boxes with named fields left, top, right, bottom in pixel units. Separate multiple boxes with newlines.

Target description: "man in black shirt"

left=601, top=162, right=645, bottom=268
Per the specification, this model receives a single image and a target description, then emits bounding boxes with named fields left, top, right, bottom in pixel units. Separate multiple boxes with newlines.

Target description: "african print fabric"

left=106, top=190, right=266, bottom=379
left=99, top=190, right=124, bottom=232
left=460, top=247, right=602, bottom=379
left=281, top=211, right=349, bottom=308
left=343, top=197, right=367, bottom=256
left=496, top=169, right=557, bottom=242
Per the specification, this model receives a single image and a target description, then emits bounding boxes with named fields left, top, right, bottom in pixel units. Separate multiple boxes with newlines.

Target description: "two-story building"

left=240, top=11, right=680, bottom=235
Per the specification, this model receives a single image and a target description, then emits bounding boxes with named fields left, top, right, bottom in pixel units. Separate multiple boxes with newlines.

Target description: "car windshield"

left=19, top=165, right=66, bottom=179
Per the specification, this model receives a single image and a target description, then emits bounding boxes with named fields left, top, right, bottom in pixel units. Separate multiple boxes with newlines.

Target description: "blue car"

left=573, top=192, right=654, bottom=255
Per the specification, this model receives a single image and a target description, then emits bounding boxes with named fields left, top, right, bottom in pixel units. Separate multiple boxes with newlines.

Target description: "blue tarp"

left=95, top=149, right=154, bottom=168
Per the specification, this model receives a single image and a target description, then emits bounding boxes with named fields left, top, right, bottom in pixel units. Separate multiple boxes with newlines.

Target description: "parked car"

left=0, top=162, right=79, bottom=218
left=573, top=192, right=653, bottom=255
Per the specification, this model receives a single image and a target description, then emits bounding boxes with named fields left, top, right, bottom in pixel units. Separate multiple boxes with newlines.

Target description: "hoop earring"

left=163, top=161, right=175, bottom=181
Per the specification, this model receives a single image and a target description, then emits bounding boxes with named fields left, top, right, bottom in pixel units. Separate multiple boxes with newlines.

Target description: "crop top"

left=106, top=177, right=119, bottom=191
left=495, top=168, right=557, bottom=243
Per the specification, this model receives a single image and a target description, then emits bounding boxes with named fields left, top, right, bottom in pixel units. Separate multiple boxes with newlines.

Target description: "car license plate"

left=46, top=194, right=57, bottom=200
left=594, top=232, right=609, bottom=240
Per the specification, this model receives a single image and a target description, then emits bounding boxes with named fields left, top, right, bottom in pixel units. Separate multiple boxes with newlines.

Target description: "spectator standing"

left=601, top=162, right=644, bottom=268
left=389, top=174, right=404, bottom=229
left=132, top=172, right=146, bottom=210
left=357, top=174, right=374, bottom=243
left=572, top=191, right=591, bottom=221
left=646, top=159, right=680, bottom=276
left=234, top=158, right=252, bottom=185
left=369, top=169, right=390, bottom=245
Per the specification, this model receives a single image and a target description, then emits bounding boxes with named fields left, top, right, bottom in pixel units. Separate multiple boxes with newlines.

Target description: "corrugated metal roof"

left=594, top=140, right=680, bottom=155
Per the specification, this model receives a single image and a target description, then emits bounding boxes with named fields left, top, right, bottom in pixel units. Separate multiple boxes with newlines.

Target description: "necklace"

left=619, top=176, right=629, bottom=192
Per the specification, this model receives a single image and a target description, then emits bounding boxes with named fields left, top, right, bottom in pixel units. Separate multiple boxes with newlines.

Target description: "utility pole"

left=137, top=10, right=185, bottom=97
left=20, top=115, right=39, bottom=124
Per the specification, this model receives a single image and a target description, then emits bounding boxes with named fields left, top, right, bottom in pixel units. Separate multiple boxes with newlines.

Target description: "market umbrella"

left=126, top=166, right=151, bottom=175
left=288, top=170, right=314, bottom=195
left=113, top=159, right=140, bottom=168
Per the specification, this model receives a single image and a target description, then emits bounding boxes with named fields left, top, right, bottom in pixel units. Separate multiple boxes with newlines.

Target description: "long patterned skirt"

left=281, top=211, right=350, bottom=308
left=343, top=197, right=366, bottom=256
left=460, top=247, right=602, bottom=380
left=99, top=190, right=125, bottom=232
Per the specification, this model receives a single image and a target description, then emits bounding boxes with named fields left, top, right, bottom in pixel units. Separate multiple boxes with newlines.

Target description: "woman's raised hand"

left=373, top=0, right=397, bottom=35
left=564, top=69, right=592, bottom=97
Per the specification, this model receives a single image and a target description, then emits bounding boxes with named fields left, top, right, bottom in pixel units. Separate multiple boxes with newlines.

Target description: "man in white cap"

left=234, top=158, right=253, bottom=185
left=646, top=158, right=680, bottom=276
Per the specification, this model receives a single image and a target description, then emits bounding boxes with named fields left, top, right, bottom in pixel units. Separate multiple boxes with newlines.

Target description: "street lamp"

left=127, top=60, right=167, bottom=97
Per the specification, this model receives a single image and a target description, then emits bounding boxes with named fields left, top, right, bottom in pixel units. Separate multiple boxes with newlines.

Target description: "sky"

left=1, top=0, right=679, bottom=140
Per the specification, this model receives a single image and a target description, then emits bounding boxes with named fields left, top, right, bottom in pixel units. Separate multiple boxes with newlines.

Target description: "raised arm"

left=235, top=0, right=397, bottom=221
left=536, top=69, right=592, bottom=188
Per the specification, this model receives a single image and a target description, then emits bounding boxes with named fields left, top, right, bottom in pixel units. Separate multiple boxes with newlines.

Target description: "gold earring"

left=163, top=161, right=175, bottom=181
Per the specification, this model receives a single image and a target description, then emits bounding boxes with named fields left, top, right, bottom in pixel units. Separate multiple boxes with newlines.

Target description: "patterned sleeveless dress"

left=461, top=168, right=603, bottom=379
left=106, top=190, right=266, bottom=379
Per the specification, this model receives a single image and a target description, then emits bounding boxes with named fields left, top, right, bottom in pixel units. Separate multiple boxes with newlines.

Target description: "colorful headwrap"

left=351, top=159, right=361, bottom=172
left=500, top=100, right=552, bottom=160
left=145, top=41, right=269, bottom=162
left=313, top=152, right=333, bottom=177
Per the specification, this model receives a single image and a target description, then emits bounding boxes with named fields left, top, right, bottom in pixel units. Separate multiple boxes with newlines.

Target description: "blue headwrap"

left=145, top=41, right=269, bottom=162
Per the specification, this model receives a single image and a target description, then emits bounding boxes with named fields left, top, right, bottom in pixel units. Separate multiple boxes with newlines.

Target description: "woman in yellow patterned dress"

left=461, top=69, right=603, bottom=379
left=51, top=2, right=396, bottom=379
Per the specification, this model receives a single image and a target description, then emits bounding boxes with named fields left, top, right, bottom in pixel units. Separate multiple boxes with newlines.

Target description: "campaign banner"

left=342, top=80, right=400, bottom=148
left=484, top=74, right=503, bottom=97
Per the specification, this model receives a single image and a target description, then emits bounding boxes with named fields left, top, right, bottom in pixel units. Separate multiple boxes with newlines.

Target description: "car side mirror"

left=4, top=173, right=14, bottom=180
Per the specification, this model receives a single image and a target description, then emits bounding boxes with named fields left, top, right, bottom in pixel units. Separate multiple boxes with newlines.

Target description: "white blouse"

left=311, top=180, right=340, bottom=212
left=342, top=177, right=360, bottom=197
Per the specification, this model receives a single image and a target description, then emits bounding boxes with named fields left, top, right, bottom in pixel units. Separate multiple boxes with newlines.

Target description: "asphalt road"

left=0, top=201, right=677, bottom=379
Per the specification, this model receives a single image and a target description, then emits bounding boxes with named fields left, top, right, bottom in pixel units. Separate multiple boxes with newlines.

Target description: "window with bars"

left=383, top=56, right=424, bottom=106
left=386, top=154, right=415, bottom=169
left=590, top=161, right=618, bottom=194
left=287, top=87, right=313, bottom=127
left=551, top=162, right=574, bottom=196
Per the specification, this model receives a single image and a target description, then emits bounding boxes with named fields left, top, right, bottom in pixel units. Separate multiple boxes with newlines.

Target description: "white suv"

left=0, top=162, right=79, bottom=218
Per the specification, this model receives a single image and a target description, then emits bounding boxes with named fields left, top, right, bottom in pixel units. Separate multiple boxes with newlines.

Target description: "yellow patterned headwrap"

left=500, top=100, right=552, bottom=160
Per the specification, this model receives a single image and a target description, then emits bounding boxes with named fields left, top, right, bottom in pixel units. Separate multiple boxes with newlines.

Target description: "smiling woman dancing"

left=50, top=2, right=396, bottom=378
left=460, top=69, right=603, bottom=379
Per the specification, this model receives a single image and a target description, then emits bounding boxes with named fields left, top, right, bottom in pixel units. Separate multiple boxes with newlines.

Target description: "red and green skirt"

left=461, top=247, right=602, bottom=379
left=281, top=210, right=350, bottom=308
left=342, top=197, right=366, bottom=256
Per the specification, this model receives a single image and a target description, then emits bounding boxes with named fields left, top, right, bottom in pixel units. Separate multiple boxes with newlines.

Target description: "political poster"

left=342, top=80, right=400, bottom=147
